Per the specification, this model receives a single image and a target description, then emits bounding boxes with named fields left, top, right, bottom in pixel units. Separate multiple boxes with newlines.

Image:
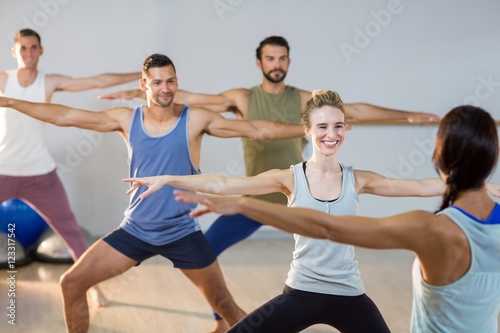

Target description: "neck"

left=16, top=67, right=39, bottom=87
left=307, top=153, right=340, bottom=175
left=450, top=186, right=495, bottom=219
left=17, top=61, right=38, bottom=72
left=144, top=102, right=179, bottom=122
left=260, top=80, right=286, bottom=94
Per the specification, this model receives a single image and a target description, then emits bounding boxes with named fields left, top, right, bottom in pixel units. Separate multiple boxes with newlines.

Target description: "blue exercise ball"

left=0, top=199, right=49, bottom=251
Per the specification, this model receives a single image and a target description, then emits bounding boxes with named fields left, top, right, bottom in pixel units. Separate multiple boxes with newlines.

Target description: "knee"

left=60, top=270, right=87, bottom=297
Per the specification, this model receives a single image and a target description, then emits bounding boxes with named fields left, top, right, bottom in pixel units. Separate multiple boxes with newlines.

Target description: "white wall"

left=1, top=0, right=499, bottom=237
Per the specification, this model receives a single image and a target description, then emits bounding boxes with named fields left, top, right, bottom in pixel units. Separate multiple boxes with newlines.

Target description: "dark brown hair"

left=142, top=54, right=176, bottom=76
left=433, top=105, right=498, bottom=211
left=15, top=29, right=41, bottom=45
left=255, top=36, right=289, bottom=60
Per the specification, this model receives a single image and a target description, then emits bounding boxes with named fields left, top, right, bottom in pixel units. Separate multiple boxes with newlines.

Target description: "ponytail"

left=438, top=170, right=459, bottom=211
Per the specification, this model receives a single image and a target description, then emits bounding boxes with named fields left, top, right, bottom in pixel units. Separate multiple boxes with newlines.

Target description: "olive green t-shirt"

left=243, top=85, right=307, bottom=205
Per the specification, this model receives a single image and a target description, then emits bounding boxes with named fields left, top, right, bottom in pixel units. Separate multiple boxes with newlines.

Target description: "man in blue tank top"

left=0, top=53, right=306, bottom=333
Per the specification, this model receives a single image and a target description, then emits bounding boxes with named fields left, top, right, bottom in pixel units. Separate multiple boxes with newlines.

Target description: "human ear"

left=303, top=125, right=312, bottom=137
left=139, top=77, right=147, bottom=91
left=256, top=59, right=262, bottom=70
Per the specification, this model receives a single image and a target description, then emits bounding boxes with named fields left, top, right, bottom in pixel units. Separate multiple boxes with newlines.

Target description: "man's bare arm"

left=98, top=88, right=145, bottom=100
left=47, top=72, right=141, bottom=93
left=99, top=88, right=248, bottom=116
left=345, top=103, right=440, bottom=123
left=298, top=89, right=440, bottom=124
left=195, top=107, right=304, bottom=140
left=0, top=96, right=128, bottom=132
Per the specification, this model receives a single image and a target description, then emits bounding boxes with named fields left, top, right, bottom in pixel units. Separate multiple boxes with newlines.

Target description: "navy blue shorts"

left=103, top=228, right=216, bottom=269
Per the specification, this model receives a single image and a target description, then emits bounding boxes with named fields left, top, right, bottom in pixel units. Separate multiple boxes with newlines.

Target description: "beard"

left=263, top=69, right=287, bottom=83
left=154, top=93, right=174, bottom=107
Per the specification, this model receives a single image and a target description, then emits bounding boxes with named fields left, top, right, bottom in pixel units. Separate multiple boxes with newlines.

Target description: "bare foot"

left=88, top=286, right=109, bottom=307
left=209, top=319, right=228, bottom=333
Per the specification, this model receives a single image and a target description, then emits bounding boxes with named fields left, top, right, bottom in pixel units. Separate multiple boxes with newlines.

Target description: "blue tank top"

left=120, top=105, right=201, bottom=245
left=411, top=204, right=500, bottom=332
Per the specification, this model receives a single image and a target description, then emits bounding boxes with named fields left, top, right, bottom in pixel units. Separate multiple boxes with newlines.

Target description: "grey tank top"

left=286, top=162, right=365, bottom=296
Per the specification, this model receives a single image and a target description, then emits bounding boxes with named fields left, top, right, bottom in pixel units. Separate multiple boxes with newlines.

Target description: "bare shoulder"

left=223, top=88, right=250, bottom=100
left=397, top=211, right=449, bottom=249
left=352, top=169, right=375, bottom=191
left=395, top=210, right=438, bottom=227
left=186, top=105, right=216, bottom=127
left=260, top=167, right=294, bottom=179
left=222, top=88, right=250, bottom=112
left=45, top=73, right=67, bottom=82
left=432, top=213, right=467, bottom=239
left=298, top=88, right=311, bottom=97
left=102, top=106, right=135, bottom=120
left=102, top=107, right=135, bottom=132
left=353, top=168, right=383, bottom=180
left=269, top=167, right=295, bottom=182
left=299, top=89, right=312, bottom=109
left=412, top=212, right=470, bottom=272
left=188, top=105, right=213, bottom=117
left=44, top=73, right=68, bottom=92
left=224, top=87, right=250, bottom=97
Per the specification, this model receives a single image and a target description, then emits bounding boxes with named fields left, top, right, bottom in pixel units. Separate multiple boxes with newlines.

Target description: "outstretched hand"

left=174, top=190, right=242, bottom=218
left=123, top=176, right=165, bottom=200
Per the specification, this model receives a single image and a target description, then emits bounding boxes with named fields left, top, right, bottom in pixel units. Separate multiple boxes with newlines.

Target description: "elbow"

left=52, top=111, right=77, bottom=128
left=250, top=127, right=276, bottom=141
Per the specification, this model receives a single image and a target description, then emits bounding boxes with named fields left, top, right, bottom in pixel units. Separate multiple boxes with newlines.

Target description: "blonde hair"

left=302, top=90, right=345, bottom=128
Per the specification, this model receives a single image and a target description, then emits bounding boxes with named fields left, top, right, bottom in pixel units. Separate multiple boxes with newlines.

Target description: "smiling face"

left=305, top=105, right=346, bottom=157
left=140, top=65, right=178, bottom=107
left=12, top=36, right=43, bottom=69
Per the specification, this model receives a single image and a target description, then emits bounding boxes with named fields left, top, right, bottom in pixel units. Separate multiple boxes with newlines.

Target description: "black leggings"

left=228, top=285, right=391, bottom=333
